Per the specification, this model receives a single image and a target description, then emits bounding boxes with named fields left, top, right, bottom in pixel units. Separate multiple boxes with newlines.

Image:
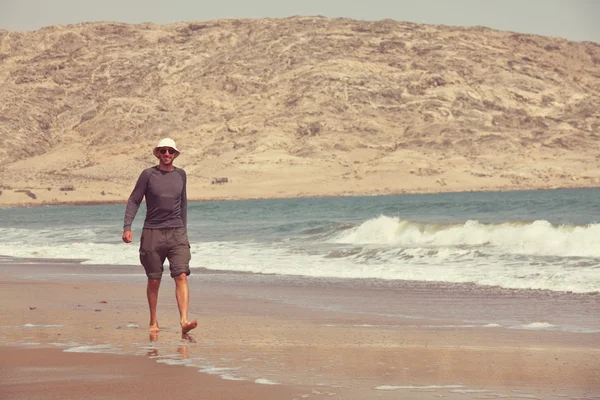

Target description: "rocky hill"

left=0, top=17, right=599, bottom=205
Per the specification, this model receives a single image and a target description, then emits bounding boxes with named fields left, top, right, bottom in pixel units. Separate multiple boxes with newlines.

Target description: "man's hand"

left=122, top=230, right=133, bottom=243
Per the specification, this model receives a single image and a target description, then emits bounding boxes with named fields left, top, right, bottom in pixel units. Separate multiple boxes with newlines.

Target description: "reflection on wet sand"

left=146, top=330, right=195, bottom=360
left=181, top=333, right=196, bottom=343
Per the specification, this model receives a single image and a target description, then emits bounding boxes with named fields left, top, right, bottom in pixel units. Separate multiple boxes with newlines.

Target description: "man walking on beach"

left=122, top=138, right=197, bottom=335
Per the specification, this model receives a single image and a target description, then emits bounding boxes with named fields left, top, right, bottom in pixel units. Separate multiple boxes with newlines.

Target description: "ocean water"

left=1, top=188, right=599, bottom=294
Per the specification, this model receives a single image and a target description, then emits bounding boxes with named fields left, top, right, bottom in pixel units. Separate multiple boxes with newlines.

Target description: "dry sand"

left=0, top=259, right=599, bottom=400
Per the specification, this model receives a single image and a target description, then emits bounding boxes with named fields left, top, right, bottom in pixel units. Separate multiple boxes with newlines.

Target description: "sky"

left=0, top=0, right=598, bottom=43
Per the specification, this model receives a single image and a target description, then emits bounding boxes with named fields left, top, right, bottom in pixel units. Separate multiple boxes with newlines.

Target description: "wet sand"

left=0, top=347, right=300, bottom=400
left=0, top=258, right=599, bottom=400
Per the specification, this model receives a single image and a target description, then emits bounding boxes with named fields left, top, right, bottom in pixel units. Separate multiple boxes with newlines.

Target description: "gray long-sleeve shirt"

left=123, top=166, right=187, bottom=231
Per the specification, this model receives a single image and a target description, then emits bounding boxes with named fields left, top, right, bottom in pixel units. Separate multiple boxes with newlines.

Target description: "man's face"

left=157, top=147, right=177, bottom=165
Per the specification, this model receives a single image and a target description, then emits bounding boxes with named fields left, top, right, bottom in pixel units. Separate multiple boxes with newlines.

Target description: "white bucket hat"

left=153, top=137, right=180, bottom=158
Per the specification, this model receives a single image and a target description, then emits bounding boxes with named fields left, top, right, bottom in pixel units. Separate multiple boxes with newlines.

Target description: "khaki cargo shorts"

left=139, top=227, right=191, bottom=279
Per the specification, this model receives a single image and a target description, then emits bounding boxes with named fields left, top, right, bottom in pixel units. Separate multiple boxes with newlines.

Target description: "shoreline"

left=1, top=258, right=599, bottom=400
left=2, top=253, right=599, bottom=297
left=1, top=184, right=599, bottom=209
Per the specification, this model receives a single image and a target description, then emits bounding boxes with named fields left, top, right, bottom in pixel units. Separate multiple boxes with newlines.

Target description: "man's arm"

left=122, top=169, right=150, bottom=242
left=181, top=169, right=187, bottom=229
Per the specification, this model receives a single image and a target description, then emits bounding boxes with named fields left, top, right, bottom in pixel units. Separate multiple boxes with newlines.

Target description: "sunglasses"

left=159, top=148, right=177, bottom=155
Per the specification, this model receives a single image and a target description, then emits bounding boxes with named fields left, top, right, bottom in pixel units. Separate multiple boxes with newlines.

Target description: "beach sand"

left=0, top=347, right=299, bottom=400
left=0, top=258, right=598, bottom=400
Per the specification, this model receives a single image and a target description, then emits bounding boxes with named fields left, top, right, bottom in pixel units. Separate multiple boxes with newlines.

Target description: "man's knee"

left=173, top=272, right=188, bottom=281
left=170, top=264, right=190, bottom=278
left=147, top=277, right=161, bottom=287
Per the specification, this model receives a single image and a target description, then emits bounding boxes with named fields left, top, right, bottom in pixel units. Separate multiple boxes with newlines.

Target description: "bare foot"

left=181, top=320, right=198, bottom=334
left=149, top=323, right=160, bottom=333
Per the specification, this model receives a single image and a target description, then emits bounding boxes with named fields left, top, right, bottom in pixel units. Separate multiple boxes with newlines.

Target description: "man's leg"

left=147, top=278, right=161, bottom=332
left=140, top=228, right=165, bottom=333
left=174, top=273, right=197, bottom=334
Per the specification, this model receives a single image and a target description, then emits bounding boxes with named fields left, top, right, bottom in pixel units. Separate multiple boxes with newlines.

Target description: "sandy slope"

left=1, top=17, right=599, bottom=206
